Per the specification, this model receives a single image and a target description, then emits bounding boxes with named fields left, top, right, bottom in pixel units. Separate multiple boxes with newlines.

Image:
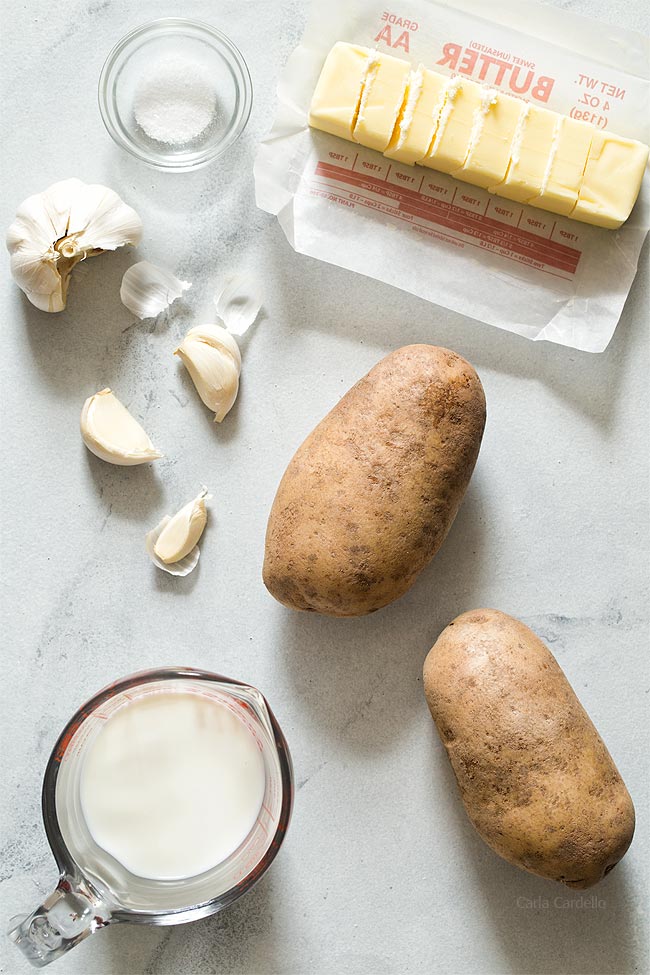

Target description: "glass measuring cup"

left=8, top=668, right=293, bottom=968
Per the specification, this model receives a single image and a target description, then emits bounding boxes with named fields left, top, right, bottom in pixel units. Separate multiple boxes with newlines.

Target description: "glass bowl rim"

left=97, top=17, right=253, bottom=172
left=42, top=667, right=294, bottom=924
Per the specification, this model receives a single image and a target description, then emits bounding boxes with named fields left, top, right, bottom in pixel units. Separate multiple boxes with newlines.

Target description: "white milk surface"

left=79, top=691, right=266, bottom=880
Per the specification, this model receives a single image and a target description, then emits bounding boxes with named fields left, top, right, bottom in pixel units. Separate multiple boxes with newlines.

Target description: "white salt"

left=133, top=55, right=217, bottom=145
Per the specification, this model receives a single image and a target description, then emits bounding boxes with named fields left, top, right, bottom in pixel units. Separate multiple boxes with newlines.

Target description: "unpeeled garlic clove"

left=120, top=260, right=191, bottom=320
left=174, top=324, right=241, bottom=422
left=146, top=489, right=210, bottom=576
left=6, top=178, right=143, bottom=312
left=80, top=388, right=162, bottom=466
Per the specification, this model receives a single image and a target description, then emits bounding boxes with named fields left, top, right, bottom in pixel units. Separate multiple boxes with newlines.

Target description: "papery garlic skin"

left=153, top=490, right=209, bottom=564
left=174, top=324, right=241, bottom=422
left=80, top=388, right=162, bottom=466
left=120, top=261, right=191, bottom=320
left=214, top=273, right=262, bottom=336
left=7, top=179, right=143, bottom=312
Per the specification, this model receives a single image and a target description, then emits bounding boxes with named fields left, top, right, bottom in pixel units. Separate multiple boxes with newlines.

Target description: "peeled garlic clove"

left=80, top=388, right=162, bottom=466
left=214, top=273, right=262, bottom=336
left=6, top=178, right=142, bottom=312
left=146, top=518, right=199, bottom=577
left=155, top=492, right=208, bottom=563
left=146, top=489, right=210, bottom=576
left=174, top=324, right=241, bottom=422
left=120, top=261, right=191, bottom=320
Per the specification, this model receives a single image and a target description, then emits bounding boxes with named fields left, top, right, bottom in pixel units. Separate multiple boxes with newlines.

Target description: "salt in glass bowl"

left=98, top=18, right=253, bottom=172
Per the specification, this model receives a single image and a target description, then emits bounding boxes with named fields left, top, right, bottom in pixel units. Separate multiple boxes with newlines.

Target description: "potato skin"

left=263, top=345, right=486, bottom=616
left=423, top=609, right=635, bottom=888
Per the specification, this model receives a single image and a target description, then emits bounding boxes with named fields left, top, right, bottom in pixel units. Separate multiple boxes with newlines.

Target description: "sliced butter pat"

left=529, top=117, right=592, bottom=216
left=308, top=42, right=372, bottom=140
left=456, top=89, right=525, bottom=189
left=80, top=388, right=162, bottom=466
left=384, top=66, right=447, bottom=165
left=153, top=491, right=208, bottom=565
left=570, top=131, right=649, bottom=229
left=353, top=50, right=411, bottom=152
left=422, top=77, right=483, bottom=174
left=490, top=104, right=558, bottom=202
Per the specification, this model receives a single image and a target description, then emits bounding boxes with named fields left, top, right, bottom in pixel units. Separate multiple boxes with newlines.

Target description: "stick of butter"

left=571, top=131, right=650, bottom=229
left=384, top=66, right=447, bottom=165
left=307, top=41, right=649, bottom=230
left=353, top=50, right=411, bottom=152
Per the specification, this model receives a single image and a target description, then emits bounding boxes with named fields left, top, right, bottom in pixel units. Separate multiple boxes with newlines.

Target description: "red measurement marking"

left=308, top=183, right=574, bottom=281
left=313, top=162, right=581, bottom=274
left=312, top=189, right=359, bottom=207
left=55, top=731, right=75, bottom=761
left=401, top=200, right=578, bottom=272
left=460, top=194, right=482, bottom=207
left=400, top=207, right=574, bottom=283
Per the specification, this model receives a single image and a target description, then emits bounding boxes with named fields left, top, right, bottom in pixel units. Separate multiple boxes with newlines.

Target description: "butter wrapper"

left=254, top=0, right=650, bottom=352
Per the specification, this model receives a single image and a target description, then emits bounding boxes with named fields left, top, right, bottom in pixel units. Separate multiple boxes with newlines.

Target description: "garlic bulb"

left=174, top=324, right=241, bottom=422
left=6, top=178, right=143, bottom=312
left=120, top=260, right=191, bottom=320
left=146, top=488, right=210, bottom=576
left=81, top=388, right=162, bottom=466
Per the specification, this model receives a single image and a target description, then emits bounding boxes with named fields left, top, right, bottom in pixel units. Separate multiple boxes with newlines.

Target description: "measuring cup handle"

left=7, top=874, right=111, bottom=968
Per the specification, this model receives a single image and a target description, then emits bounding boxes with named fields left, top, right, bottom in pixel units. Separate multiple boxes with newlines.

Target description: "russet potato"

left=263, top=345, right=486, bottom=616
left=423, top=609, right=635, bottom=888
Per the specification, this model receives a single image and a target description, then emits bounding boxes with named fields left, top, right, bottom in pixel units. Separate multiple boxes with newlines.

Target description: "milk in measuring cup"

left=79, top=691, right=266, bottom=880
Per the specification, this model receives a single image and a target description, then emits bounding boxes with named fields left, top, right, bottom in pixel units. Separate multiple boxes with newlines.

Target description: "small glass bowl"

left=98, top=18, right=253, bottom=172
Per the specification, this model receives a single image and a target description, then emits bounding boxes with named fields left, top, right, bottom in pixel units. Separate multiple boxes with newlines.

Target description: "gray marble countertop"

left=1, top=1, right=648, bottom=973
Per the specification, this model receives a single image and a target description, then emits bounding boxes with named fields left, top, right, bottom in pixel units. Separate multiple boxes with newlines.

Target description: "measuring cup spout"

left=7, top=873, right=112, bottom=967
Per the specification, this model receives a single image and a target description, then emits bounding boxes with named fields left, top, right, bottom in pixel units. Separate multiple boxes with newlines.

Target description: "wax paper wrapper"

left=255, top=0, right=650, bottom=352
